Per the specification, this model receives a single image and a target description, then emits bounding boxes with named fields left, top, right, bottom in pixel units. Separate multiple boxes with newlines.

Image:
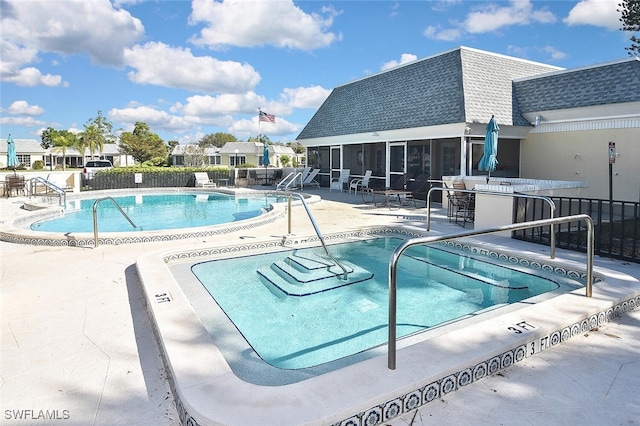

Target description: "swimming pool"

left=140, top=227, right=638, bottom=426
left=30, top=192, right=284, bottom=233
left=3, top=188, right=317, bottom=246
left=191, top=237, right=567, bottom=369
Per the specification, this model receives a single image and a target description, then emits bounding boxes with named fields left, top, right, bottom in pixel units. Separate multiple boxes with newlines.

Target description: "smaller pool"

left=190, top=237, right=580, bottom=370
left=30, top=193, right=285, bottom=233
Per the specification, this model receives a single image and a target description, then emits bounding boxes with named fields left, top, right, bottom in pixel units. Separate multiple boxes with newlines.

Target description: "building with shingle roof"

left=296, top=47, right=640, bottom=201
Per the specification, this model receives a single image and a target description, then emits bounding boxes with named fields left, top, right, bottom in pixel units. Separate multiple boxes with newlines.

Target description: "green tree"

left=199, top=132, right=237, bottom=148
left=119, top=122, right=167, bottom=164
left=248, top=135, right=271, bottom=144
left=79, top=110, right=117, bottom=159
left=79, top=124, right=103, bottom=160
left=52, top=130, right=77, bottom=171
left=287, top=141, right=305, bottom=154
left=619, top=0, right=640, bottom=55
left=41, top=127, right=78, bottom=170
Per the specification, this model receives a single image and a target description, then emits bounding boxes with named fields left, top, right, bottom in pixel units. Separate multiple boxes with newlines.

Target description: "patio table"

left=362, top=188, right=412, bottom=209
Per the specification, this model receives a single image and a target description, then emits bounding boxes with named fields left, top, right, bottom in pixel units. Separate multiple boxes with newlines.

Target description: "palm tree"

left=80, top=124, right=104, bottom=160
left=51, top=132, right=77, bottom=171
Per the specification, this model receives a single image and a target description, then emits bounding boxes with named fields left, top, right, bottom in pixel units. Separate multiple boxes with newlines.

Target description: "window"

left=206, top=155, right=221, bottom=165
left=17, top=155, right=31, bottom=168
left=232, top=156, right=246, bottom=166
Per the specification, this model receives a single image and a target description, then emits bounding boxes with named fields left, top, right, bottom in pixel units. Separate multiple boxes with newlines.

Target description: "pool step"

left=257, top=253, right=374, bottom=296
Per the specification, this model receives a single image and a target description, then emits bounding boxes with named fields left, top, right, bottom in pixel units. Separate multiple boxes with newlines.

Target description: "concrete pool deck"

left=1, top=188, right=639, bottom=425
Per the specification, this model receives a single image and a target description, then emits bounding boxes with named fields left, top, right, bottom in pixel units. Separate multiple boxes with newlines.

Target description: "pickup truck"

left=82, top=160, right=113, bottom=180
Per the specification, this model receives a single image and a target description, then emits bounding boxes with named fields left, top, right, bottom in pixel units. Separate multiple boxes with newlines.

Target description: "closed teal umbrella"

left=6, top=134, right=18, bottom=175
left=262, top=142, right=270, bottom=167
left=478, top=116, right=499, bottom=182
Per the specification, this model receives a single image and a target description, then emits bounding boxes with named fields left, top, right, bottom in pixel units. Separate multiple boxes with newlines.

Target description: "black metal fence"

left=513, top=196, right=640, bottom=263
left=86, top=169, right=233, bottom=190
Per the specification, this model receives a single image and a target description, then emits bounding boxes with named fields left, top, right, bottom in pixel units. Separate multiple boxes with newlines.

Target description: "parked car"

left=82, top=160, right=113, bottom=180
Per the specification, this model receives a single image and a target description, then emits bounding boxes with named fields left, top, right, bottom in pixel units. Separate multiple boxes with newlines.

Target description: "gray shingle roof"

left=513, top=57, right=640, bottom=113
left=218, top=141, right=262, bottom=154
left=296, top=47, right=562, bottom=140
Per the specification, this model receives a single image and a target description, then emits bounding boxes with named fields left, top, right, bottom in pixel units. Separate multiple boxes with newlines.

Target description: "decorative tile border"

left=334, top=296, right=640, bottom=426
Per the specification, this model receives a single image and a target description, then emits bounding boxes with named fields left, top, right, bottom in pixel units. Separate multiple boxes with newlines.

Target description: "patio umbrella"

left=6, top=134, right=18, bottom=175
left=478, top=115, right=499, bottom=182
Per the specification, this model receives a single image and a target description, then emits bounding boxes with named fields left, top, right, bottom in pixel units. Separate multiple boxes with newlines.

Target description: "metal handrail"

left=387, top=214, right=594, bottom=370
left=285, top=192, right=350, bottom=280
left=93, top=197, right=137, bottom=247
left=426, top=186, right=557, bottom=259
left=28, top=177, right=66, bottom=206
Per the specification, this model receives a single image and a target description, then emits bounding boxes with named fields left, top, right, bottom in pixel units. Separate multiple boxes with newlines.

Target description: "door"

left=389, top=142, right=406, bottom=188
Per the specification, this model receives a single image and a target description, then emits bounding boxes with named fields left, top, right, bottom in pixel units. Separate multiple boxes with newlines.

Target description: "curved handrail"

left=387, top=214, right=594, bottom=370
left=425, top=186, right=557, bottom=259
left=93, top=197, right=137, bottom=247
left=28, top=177, right=66, bottom=206
left=285, top=192, right=350, bottom=280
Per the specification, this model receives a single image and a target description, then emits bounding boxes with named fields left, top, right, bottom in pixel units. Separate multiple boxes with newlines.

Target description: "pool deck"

left=1, top=187, right=639, bottom=425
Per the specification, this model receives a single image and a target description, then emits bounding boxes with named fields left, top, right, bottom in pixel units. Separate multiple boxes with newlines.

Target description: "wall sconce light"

left=575, top=171, right=580, bottom=175
left=574, top=154, right=581, bottom=159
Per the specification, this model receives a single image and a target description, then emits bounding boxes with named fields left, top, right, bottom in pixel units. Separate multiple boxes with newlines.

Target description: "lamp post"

left=234, top=149, right=239, bottom=167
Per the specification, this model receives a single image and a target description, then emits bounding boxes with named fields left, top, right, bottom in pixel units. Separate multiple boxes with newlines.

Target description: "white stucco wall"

left=520, top=127, right=640, bottom=202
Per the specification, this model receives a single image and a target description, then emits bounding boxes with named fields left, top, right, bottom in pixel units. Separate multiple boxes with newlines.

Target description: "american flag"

left=259, top=110, right=275, bottom=123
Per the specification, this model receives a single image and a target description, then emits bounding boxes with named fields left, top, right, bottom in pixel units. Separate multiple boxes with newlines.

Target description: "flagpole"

left=258, top=108, right=261, bottom=146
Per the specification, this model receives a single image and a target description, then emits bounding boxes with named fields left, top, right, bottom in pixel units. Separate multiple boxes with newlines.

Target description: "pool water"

left=31, top=193, right=284, bottom=233
left=191, top=237, right=568, bottom=369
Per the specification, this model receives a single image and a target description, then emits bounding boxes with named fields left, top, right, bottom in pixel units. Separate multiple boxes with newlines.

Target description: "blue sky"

left=0, top=0, right=634, bottom=145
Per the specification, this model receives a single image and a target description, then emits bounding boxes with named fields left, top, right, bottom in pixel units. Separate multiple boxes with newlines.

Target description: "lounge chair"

left=301, top=168, right=320, bottom=188
left=330, top=169, right=350, bottom=192
left=298, top=167, right=311, bottom=185
left=405, top=178, right=431, bottom=207
left=348, top=170, right=372, bottom=194
left=194, top=172, right=216, bottom=188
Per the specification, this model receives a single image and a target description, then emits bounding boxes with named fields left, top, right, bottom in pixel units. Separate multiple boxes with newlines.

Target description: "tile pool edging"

left=136, top=229, right=640, bottom=426
left=1, top=188, right=316, bottom=246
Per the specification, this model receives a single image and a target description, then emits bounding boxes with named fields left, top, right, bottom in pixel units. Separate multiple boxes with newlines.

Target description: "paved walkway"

left=0, top=188, right=638, bottom=425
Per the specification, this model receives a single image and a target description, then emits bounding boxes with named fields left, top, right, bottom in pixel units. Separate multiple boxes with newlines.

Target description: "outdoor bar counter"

left=442, top=176, right=588, bottom=231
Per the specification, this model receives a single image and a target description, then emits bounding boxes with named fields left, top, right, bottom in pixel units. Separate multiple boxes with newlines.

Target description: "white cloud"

left=564, top=0, right=621, bottom=30
left=0, top=115, right=47, bottom=127
left=189, top=0, right=341, bottom=50
left=381, top=54, right=418, bottom=71
left=108, top=105, right=194, bottom=133
left=1, top=0, right=144, bottom=67
left=424, top=25, right=463, bottom=41
left=229, top=116, right=300, bottom=139
left=280, top=86, right=331, bottom=109
left=542, top=46, right=567, bottom=61
left=5, top=100, right=45, bottom=116
left=424, top=1, right=556, bottom=41
left=465, top=0, right=556, bottom=33
left=2, top=67, right=65, bottom=87
left=175, top=93, right=266, bottom=117
left=124, top=42, right=261, bottom=94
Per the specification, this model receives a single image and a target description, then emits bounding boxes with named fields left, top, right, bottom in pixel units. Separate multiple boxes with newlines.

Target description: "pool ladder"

left=92, top=197, right=137, bottom=247
left=282, top=191, right=350, bottom=280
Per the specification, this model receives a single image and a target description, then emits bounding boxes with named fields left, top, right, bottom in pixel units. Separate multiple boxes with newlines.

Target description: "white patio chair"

left=330, top=169, right=350, bottom=192
left=348, top=170, right=372, bottom=194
